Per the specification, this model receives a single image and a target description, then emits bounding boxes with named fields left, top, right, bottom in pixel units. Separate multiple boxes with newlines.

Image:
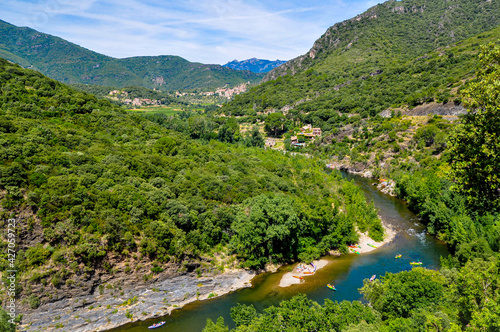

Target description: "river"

left=110, top=172, right=449, bottom=331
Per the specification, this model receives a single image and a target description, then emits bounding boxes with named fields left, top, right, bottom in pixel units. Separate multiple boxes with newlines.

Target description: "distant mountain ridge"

left=223, top=58, right=286, bottom=73
left=222, top=0, right=500, bottom=117
left=0, top=19, right=264, bottom=90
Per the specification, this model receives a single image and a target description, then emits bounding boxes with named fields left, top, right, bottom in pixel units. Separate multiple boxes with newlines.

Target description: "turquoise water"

left=111, top=172, right=449, bottom=331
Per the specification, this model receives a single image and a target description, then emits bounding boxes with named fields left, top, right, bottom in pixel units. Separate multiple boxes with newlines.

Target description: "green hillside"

left=201, top=37, right=500, bottom=332
left=0, top=58, right=384, bottom=317
left=0, top=20, right=263, bottom=90
left=223, top=0, right=500, bottom=117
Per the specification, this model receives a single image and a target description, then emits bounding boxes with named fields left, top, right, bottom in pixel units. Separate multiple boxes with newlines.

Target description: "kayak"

left=367, top=244, right=377, bottom=248
left=303, top=271, right=314, bottom=274
left=410, top=261, right=423, bottom=265
left=148, top=321, right=166, bottom=329
left=370, top=275, right=376, bottom=282
left=395, top=254, right=402, bottom=259
left=293, top=275, right=304, bottom=279
left=327, top=284, right=336, bottom=291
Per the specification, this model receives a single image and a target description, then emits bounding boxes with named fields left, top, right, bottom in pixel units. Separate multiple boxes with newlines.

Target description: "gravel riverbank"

left=20, top=269, right=255, bottom=332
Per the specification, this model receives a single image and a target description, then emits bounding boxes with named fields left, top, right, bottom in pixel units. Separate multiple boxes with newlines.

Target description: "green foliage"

left=245, top=126, right=264, bottom=148
left=447, top=258, right=500, bottom=329
left=25, top=244, right=51, bottom=267
left=222, top=1, right=500, bottom=120
left=29, top=294, right=40, bottom=309
left=0, top=59, right=383, bottom=282
left=208, top=261, right=498, bottom=331
left=0, top=20, right=263, bottom=90
left=360, top=268, right=446, bottom=319
left=203, top=317, right=229, bottom=332
left=448, top=43, right=500, bottom=212
left=213, top=294, right=380, bottom=332
left=264, top=113, right=286, bottom=137
left=0, top=308, right=16, bottom=332
left=154, top=136, right=178, bottom=156
left=230, top=303, right=257, bottom=327
left=230, top=194, right=301, bottom=267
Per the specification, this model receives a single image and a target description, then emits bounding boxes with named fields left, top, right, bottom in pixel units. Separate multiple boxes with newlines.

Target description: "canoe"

left=293, top=275, right=304, bottom=279
left=327, top=284, right=336, bottom=291
left=370, top=275, right=376, bottom=282
left=303, top=271, right=314, bottom=274
left=395, top=254, right=402, bottom=259
left=148, top=321, right=166, bottom=329
left=410, top=261, right=423, bottom=265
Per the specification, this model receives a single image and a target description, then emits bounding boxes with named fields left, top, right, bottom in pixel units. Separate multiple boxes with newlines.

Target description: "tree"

left=264, top=113, right=286, bottom=137
left=448, top=43, right=500, bottom=212
left=230, top=193, right=301, bottom=268
left=449, top=258, right=500, bottom=329
left=218, top=117, right=240, bottom=143
left=246, top=126, right=264, bottom=147
left=154, top=136, right=177, bottom=155
left=230, top=303, right=257, bottom=327
left=360, top=268, right=446, bottom=319
left=0, top=308, right=15, bottom=332
left=202, top=317, right=229, bottom=332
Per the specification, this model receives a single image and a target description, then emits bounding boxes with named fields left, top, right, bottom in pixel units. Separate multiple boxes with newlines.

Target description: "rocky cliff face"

left=379, top=102, right=467, bottom=118
left=263, top=4, right=384, bottom=82
left=263, top=0, right=499, bottom=82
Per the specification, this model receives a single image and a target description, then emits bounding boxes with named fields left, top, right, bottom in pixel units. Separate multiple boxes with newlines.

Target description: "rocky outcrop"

left=403, top=102, right=467, bottom=116
left=380, top=102, right=467, bottom=118
left=21, top=269, right=255, bottom=331
left=337, top=164, right=373, bottom=178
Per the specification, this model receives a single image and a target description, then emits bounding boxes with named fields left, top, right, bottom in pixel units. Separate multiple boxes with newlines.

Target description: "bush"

left=29, top=294, right=40, bottom=309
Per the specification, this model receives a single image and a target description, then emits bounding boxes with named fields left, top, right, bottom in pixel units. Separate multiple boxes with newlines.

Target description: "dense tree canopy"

left=448, top=43, right=500, bottom=212
left=0, top=58, right=386, bottom=314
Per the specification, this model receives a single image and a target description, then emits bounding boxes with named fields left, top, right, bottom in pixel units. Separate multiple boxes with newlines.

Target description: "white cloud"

left=0, top=0, right=378, bottom=64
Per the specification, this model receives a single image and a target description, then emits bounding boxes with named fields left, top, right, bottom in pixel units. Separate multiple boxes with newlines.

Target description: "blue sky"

left=1, top=0, right=379, bottom=64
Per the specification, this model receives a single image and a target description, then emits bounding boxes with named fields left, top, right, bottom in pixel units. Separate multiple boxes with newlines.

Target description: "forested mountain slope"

left=0, top=58, right=384, bottom=324
left=0, top=20, right=263, bottom=90
left=201, top=41, right=500, bottom=332
left=223, top=0, right=500, bottom=117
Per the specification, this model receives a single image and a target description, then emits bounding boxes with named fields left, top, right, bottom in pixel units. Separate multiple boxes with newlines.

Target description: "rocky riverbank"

left=20, top=269, right=255, bottom=332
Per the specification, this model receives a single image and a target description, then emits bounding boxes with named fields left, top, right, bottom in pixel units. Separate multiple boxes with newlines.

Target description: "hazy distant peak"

left=223, top=58, right=287, bottom=73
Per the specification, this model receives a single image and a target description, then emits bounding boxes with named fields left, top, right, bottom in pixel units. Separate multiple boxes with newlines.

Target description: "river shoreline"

left=278, top=217, right=396, bottom=288
left=21, top=269, right=256, bottom=332
left=21, top=220, right=397, bottom=332
left=20, top=169, right=397, bottom=332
